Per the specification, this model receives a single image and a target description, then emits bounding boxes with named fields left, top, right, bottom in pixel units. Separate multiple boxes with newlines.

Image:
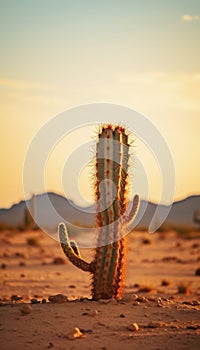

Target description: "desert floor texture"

left=0, top=229, right=200, bottom=350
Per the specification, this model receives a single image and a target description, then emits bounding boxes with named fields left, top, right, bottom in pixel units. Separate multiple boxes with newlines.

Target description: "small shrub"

left=177, top=281, right=192, bottom=294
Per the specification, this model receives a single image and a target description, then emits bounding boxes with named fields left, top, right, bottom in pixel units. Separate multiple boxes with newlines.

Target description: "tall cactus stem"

left=59, top=124, right=139, bottom=300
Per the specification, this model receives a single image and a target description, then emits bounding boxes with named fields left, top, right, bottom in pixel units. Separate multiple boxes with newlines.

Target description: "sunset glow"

left=1, top=0, right=200, bottom=208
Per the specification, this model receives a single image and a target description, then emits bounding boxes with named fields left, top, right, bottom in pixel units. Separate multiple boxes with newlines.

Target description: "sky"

left=0, top=0, right=200, bottom=208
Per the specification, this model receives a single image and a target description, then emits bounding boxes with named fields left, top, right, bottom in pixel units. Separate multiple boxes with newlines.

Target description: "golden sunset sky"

left=1, top=0, right=200, bottom=208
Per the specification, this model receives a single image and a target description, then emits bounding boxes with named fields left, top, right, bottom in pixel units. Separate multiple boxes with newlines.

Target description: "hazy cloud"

left=7, top=91, right=67, bottom=107
left=116, top=71, right=200, bottom=114
left=182, top=15, right=200, bottom=22
left=0, top=79, right=67, bottom=107
left=0, top=79, right=53, bottom=91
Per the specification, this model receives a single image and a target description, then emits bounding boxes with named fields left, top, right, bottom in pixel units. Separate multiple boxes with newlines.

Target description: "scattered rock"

left=68, top=285, right=76, bottom=289
left=187, top=324, right=200, bottom=330
left=42, top=298, right=47, bottom=304
left=182, top=300, right=200, bottom=306
left=137, top=296, right=148, bottom=303
left=132, top=301, right=140, bottom=306
left=47, top=342, right=54, bottom=348
left=31, top=298, right=40, bottom=304
left=123, top=293, right=138, bottom=302
left=79, top=297, right=90, bottom=302
left=48, top=294, right=68, bottom=303
left=120, top=313, right=125, bottom=318
left=20, top=304, right=32, bottom=316
left=11, top=295, right=23, bottom=302
left=148, top=321, right=165, bottom=328
left=98, top=299, right=116, bottom=304
left=88, top=309, right=99, bottom=316
left=148, top=296, right=157, bottom=302
left=80, top=328, right=93, bottom=334
left=66, top=327, right=83, bottom=340
left=127, top=323, right=140, bottom=331
left=195, top=268, right=200, bottom=276
left=97, top=321, right=106, bottom=327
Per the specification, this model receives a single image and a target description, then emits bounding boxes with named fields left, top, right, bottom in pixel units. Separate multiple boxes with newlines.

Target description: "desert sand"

left=0, top=229, right=200, bottom=350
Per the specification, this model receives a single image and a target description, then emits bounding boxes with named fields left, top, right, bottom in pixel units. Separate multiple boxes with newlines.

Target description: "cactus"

left=59, top=125, right=139, bottom=300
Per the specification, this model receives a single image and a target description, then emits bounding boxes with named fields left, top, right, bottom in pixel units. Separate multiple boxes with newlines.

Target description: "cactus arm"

left=59, top=223, right=92, bottom=272
left=69, top=240, right=81, bottom=257
left=122, top=194, right=140, bottom=226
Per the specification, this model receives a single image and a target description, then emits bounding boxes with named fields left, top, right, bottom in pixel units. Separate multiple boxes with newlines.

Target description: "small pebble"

left=31, top=298, right=40, bottom=304
left=48, top=294, right=68, bottom=303
left=47, top=342, right=54, bottom=348
left=79, top=297, right=90, bottom=302
left=20, top=304, right=32, bottom=316
left=98, top=299, right=115, bottom=304
left=11, top=295, right=23, bottom=302
left=42, top=298, right=47, bottom=304
left=88, top=309, right=99, bottom=316
left=148, top=296, right=157, bottom=302
left=66, top=327, right=83, bottom=340
left=123, top=293, right=138, bottom=302
left=137, top=296, right=148, bottom=303
left=148, top=321, right=165, bottom=328
left=80, top=328, right=93, bottom=333
left=127, top=323, right=140, bottom=331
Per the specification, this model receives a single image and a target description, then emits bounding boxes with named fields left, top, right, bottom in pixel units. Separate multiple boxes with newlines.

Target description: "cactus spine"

left=59, top=125, right=139, bottom=300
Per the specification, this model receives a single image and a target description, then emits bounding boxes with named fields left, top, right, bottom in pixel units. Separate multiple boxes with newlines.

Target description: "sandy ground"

left=0, top=229, right=200, bottom=349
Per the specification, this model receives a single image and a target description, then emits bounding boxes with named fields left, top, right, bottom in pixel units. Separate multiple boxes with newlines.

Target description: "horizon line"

left=1, top=191, right=200, bottom=211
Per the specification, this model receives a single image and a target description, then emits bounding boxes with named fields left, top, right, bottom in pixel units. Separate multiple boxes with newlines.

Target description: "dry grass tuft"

left=177, top=281, right=192, bottom=294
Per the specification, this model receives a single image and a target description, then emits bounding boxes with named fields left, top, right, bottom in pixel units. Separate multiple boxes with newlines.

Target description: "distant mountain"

left=0, top=192, right=200, bottom=231
left=0, top=193, right=94, bottom=231
left=137, top=195, right=200, bottom=230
